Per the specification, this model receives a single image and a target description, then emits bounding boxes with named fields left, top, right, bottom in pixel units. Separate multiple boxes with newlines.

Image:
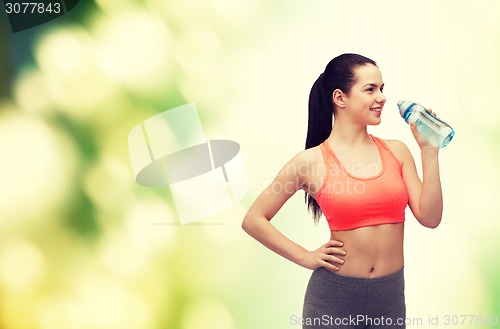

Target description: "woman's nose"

left=377, top=93, right=386, bottom=103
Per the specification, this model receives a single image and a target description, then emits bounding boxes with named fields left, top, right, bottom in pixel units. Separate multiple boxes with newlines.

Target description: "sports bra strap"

left=372, top=137, right=402, bottom=167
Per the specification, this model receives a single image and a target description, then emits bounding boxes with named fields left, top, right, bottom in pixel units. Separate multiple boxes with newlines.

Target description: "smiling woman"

left=242, top=53, right=444, bottom=329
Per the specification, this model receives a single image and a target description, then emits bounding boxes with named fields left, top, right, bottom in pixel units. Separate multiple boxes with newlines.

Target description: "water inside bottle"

left=414, top=115, right=454, bottom=148
left=414, top=118, right=443, bottom=148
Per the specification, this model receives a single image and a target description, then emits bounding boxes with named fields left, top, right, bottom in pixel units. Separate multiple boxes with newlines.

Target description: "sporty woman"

left=242, top=53, right=443, bottom=329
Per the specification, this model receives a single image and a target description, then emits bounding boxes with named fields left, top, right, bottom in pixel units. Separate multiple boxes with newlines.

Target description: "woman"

left=242, top=53, right=443, bottom=328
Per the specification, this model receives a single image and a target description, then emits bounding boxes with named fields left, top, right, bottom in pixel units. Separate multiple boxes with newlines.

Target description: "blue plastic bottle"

left=397, top=101, right=455, bottom=148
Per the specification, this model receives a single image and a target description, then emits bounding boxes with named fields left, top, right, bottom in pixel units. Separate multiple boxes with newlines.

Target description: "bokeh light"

left=34, top=25, right=119, bottom=120
left=12, top=68, right=53, bottom=114
left=0, top=107, right=77, bottom=230
left=0, top=238, right=46, bottom=292
left=91, top=7, right=173, bottom=99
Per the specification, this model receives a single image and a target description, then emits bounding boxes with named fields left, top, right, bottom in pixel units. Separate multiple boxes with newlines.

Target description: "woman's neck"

left=328, top=120, right=371, bottom=147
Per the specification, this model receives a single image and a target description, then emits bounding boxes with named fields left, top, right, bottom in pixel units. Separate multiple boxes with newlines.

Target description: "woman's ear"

left=332, top=89, right=346, bottom=109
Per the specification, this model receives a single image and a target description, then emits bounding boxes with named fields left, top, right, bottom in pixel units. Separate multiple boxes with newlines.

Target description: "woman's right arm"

left=242, top=151, right=345, bottom=272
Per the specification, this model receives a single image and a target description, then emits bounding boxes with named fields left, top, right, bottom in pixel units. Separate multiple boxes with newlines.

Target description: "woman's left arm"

left=390, top=119, right=443, bottom=228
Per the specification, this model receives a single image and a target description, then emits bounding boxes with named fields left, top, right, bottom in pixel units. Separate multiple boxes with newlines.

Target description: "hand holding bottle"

left=397, top=101, right=455, bottom=149
left=409, top=108, right=440, bottom=151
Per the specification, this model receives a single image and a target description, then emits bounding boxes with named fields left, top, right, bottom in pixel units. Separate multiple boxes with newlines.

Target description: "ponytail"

left=305, top=74, right=333, bottom=150
left=305, top=74, right=333, bottom=223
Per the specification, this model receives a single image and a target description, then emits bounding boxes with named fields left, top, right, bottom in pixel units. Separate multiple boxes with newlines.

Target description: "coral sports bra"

left=316, top=135, right=408, bottom=231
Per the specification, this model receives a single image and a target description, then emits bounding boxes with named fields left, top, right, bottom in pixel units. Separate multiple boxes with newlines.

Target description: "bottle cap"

left=397, top=100, right=410, bottom=118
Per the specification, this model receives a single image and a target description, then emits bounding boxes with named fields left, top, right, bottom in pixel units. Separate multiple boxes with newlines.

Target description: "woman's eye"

left=366, top=88, right=373, bottom=92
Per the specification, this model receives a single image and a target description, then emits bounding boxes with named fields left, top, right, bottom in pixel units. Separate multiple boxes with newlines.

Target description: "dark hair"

left=305, top=53, right=377, bottom=223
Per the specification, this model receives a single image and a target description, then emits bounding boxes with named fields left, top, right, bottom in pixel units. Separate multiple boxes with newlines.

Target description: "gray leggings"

left=302, top=267, right=406, bottom=329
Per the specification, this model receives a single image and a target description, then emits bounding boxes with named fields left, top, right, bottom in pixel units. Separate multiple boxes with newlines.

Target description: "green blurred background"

left=1, top=0, right=499, bottom=328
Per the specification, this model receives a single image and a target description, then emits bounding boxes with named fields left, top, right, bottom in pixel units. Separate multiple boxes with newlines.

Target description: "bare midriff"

left=330, top=223, right=404, bottom=278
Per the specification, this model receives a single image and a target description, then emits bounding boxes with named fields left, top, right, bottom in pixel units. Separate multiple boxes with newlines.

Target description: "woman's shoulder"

left=378, top=138, right=407, bottom=150
left=288, top=144, right=323, bottom=166
left=280, top=144, right=324, bottom=177
left=376, top=137, right=412, bottom=163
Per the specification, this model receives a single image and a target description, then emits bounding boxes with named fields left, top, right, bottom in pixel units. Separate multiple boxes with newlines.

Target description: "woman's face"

left=343, top=64, right=386, bottom=125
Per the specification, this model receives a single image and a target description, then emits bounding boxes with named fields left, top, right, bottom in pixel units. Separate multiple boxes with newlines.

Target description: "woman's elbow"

left=241, top=215, right=252, bottom=233
left=242, top=214, right=259, bottom=234
left=415, top=206, right=442, bottom=229
left=420, top=217, right=442, bottom=229
left=242, top=213, right=269, bottom=235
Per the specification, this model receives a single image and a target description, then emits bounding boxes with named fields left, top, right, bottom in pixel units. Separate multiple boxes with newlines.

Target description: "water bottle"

left=397, top=101, right=455, bottom=148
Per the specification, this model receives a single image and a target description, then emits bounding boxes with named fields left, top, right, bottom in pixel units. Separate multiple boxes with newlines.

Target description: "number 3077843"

left=5, top=2, right=62, bottom=14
